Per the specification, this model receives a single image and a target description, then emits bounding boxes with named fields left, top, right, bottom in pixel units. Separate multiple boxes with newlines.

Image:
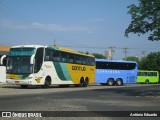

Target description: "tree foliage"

left=139, top=52, right=160, bottom=73
left=125, top=0, right=160, bottom=41
left=92, top=53, right=106, bottom=59
left=123, top=56, right=140, bottom=63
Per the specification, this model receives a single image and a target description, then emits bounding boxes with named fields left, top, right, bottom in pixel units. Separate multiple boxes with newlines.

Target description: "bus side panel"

left=137, top=76, right=146, bottom=83
left=67, top=64, right=95, bottom=84
left=96, top=69, right=137, bottom=84
left=150, top=76, right=159, bottom=83
left=53, top=62, right=72, bottom=81
left=124, top=71, right=137, bottom=84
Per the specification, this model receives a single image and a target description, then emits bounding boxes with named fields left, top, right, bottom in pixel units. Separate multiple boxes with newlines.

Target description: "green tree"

left=92, top=53, right=106, bottom=59
left=125, top=0, right=160, bottom=41
left=123, top=56, right=140, bottom=62
left=139, top=52, right=160, bottom=73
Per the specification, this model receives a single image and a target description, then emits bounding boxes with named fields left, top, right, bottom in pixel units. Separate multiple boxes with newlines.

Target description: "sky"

left=0, top=0, right=160, bottom=59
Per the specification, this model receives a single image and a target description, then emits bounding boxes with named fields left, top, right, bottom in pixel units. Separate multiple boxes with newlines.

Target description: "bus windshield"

left=6, top=56, right=33, bottom=74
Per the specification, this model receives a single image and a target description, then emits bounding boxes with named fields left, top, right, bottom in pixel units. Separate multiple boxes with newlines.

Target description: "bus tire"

left=78, top=77, right=84, bottom=87
left=116, top=79, right=123, bottom=86
left=43, top=76, right=51, bottom=88
left=145, top=79, right=149, bottom=84
left=79, top=77, right=87, bottom=87
left=84, top=77, right=89, bottom=87
left=107, top=78, right=115, bottom=86
left=21, top=85, right=28, bottom=89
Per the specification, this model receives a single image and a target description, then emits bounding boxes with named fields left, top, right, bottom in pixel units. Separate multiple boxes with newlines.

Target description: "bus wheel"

left=21, top=85, right=28, bottom=89
left=43, top=77, right=51, bottom=88
left=83, top=77, right=89, bottom=87
left=145, top=80, right=149, bottom=84
left=107, top=79, right=115, bottom=86
left=79, top=77, right=85, bottom=87
left=116, top=79, right=123, bottom=86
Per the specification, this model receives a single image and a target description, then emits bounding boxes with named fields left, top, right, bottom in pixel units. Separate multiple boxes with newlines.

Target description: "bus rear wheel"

left=78, top=77, right=88, bottom=87
left=83, top=77, right=89, bottom=87
left=116, top=79, right=123, bottom=86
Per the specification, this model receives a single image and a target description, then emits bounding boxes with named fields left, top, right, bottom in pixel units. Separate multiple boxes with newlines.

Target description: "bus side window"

left=87, top=57, right=95, bottom=66
left=138, top=72, right=142, bottom=76
left=53, top=51, right=60, bottom=62
left=82, top=56, right=87, bottom=65
left=90, top=57, right=95, bottom=66
left=153, top=72, right=157, bottom=76
left=142, top=72, right=147, bottom=76
left=75, top=55, right=82, bottom=64
left=68, top=54, right=74, bottom=63
left=61, top=52, right=67, bottom=63
left=148, top=72, right=152, bottom=76
left=44, top=49, right=53, bottom=61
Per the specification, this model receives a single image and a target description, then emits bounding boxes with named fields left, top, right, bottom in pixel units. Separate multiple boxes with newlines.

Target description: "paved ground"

left=0, top=84, right=160, bottom=120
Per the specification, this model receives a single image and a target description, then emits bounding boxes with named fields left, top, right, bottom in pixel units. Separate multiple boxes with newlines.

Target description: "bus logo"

left=72, top=66, right=86, bottom=71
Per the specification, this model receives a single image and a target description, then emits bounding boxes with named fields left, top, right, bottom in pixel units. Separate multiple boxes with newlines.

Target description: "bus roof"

left=11, top=45, right=47, bottom=49
left=11, top=45, right=94, bottom=57
left=96, top=59, right=137, bottom=64
left=48, top=46, right=94, bottom=57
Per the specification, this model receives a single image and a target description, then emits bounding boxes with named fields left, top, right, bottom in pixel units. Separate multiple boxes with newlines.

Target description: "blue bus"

left=95, top=59, right=138, bottom=86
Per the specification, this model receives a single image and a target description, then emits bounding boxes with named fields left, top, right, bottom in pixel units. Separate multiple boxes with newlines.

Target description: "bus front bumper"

left=6, top=79, right=33, bottom=85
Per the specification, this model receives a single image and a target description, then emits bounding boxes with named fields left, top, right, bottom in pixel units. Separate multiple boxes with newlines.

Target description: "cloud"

left=0, top=20, right=94, bottom=32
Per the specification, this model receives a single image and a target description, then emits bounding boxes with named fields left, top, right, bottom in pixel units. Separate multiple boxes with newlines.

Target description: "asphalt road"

left=0, top=84, right=160, bottom=120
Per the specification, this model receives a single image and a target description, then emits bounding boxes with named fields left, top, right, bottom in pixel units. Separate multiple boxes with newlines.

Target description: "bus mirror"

left=30, top=54, right=35, bottom=64
left=0, top=55, right=6, bottom=65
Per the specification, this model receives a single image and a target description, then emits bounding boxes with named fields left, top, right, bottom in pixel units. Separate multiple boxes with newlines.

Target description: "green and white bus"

left=1, top=45, right=95, bottom=88
left=137, top=70, right=159, bottom=84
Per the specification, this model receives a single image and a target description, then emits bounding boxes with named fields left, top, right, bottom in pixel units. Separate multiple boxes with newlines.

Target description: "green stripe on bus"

left=53, top=62, right=71, bottom=81
left=60, top=63, right=72, bottom=81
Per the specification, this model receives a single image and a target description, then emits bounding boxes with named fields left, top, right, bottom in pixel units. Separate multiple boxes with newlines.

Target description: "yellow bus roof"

left=50, top=46, right=94, bottom=57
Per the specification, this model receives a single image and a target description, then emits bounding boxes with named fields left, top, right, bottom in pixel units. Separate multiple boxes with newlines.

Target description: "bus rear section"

left=95, top=59, right=138, bottom=86
left=137, top=70, right=159, bottom=84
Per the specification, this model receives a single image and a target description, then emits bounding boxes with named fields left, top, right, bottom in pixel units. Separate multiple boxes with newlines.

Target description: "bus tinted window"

left=153, top=72, right=157, bottom=76
left=75, top=55, right=82, bottom=64
left=61, top=52, right=67, bottom=63
left=82, top=56, right=87, bottom=65
left=148, top=72, right=157, bottom=76
left=141, top=72, right=147, bottom=76
left=96, top=61, right=136, bottom=70
left=88, top=57, right=95, bottom=66
left=53, top=51, right=61, bottom=62
left=44, top=48, right=95, bottom=66
left=68, top=54, right=74, bottom=63
left=44, top=49, right=54, bottom=61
